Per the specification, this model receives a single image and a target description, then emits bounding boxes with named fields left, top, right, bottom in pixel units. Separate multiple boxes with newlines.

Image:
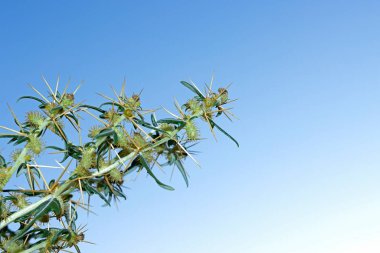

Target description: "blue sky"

left=1, top=1, right=380, bottom=252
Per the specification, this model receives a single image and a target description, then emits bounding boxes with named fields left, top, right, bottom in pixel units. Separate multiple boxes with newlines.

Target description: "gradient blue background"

left=1, top=1, right=380, bottom=252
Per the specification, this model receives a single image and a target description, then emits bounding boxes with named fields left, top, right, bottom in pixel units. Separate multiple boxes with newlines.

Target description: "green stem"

left=0, top=194, right=51, bottom=230
left=21, top=241, right=46, bottom=253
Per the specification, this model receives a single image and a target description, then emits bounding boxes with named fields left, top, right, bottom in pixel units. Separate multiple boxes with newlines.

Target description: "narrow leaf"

left=133, top=118, right=166, bottom=133
left=209, top=119, right=239, bottom=147
left=151, top=113, right=158, bottom=127
left=80, top=104, right=106, bottom=114
left=140, top=155, right=174, bottom=191
left=17, top=96, right=47, bottom=105
left=95, top=128, right=115, bottom=139
left=180, top=81, right=205, bottom=99
left=157, top=118, right=185, bottom=126
left=174, top=159, right=189, bottom=187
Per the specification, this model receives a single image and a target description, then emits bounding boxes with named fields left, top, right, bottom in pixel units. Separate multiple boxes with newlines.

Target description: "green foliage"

left=0, top=77, right=238, bottom=252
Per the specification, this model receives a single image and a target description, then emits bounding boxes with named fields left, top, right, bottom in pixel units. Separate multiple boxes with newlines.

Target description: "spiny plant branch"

left=0, top=77, right=238, bottom=252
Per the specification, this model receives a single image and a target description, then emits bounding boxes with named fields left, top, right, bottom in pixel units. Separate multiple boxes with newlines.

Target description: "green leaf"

left=0, top=134, right=21, bottom=139
left=95, top=128, right=115, bottom=139
left=45, top=145, right=65, bottom=151
left=0, top=154, right=6, bottom=168
left=157, top=118, right=185, bottom=126
left=133, top=118, right=167, bottom=133
left=140, top=154, right=174, bottom=191
left=95, top=136, right=109, bottom=153
left=17, top=96, right=47, bottom=105
left=13, top=136, right=28, bottom=145
left=82, top=180, right=111, bottom=206
left=151, top=113, right=158, bottom=127
left=2, top=189, right=43, bottom=197
left=80, top=104, right=106, bottom=113
left=180, top=81, right=205, bottom=99
left=66, top=112, right=79, bottom=124
left=174, top=159, right=189, bottom=187
left=209, top=119, right=239, bottom=147
left=16, top=164, right=28, bottom=177
left=74, top=244, right=81, bottom=253
left=64, top=205, right=78, bottom=226
left=100, top=101, right=124, bottom=109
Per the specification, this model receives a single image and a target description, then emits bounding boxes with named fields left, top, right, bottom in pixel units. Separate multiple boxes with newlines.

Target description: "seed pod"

left=132, top=132, right=148, bottom=148
left=160, top=123, right=175, bottom=133
left=185, top=120, right=199, bottom=140
left=67, top=230, right=85, bottom=247
left=73, top=165, right=91, bottom=178
left=27, top=135, right=43, bottom=155
left=38, top=214, right=50, bottom=223
left=88, top=125, right=103, bottom=139
left=123, top=94, right=141, bottom=116
left=11, top=149, right=22, bottom=162
left=204, top=96, right=217, bottom=108
left=184, top=99, right=202, bottom=115
left=104, top=109, right=120, bottom=124
left=77, top=233, right=85, bottom=241
left=109, top=168, right=123, bottom=184
left=132, top=94, right=140, bottom=102
left=218, top=88, right=228, bottom=104
left=12, top=149, right=32, bottom=162
left=114, top=128, right=129, bottom=148
left=11, top=194, right=29, bottom=209
left=123, top=109, right=134, bottom=118
left=26, top=111, right=45, bottom=128
left=79, top=147, right=96, bottom=169
left=130, top=94, right=141, bottom=107
left=61, top=93, right=75, bottom=107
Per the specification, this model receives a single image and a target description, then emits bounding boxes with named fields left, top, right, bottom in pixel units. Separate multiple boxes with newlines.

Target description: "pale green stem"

left=91, top=151, right=137, bottom=177
left=0, top=195, right=51, bottom=230
left=21, top=241, right=46, bottom=253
